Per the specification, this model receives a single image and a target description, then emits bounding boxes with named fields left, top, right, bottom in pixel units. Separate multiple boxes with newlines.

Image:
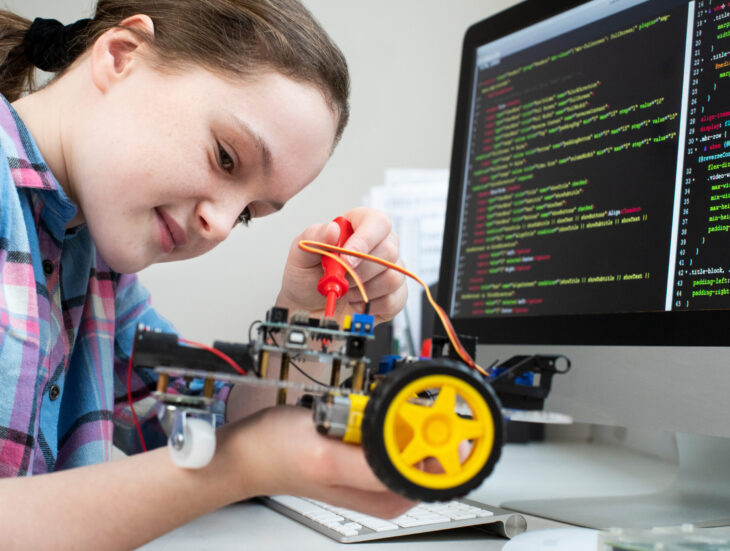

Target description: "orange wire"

left=298, top=240, right=487, bottom=376
left=298, top=242, right=369, bottom=303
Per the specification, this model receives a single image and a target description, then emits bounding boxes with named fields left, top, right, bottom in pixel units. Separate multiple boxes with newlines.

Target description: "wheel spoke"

left=399, top=438, right=430, bottom=467
left=433, top=385, right=456, bottom=414
left=455, top=417, right=485, bottom=440
left=398, top=401, right=432, bottom=432
left=435, top=447, right=463, bottom=477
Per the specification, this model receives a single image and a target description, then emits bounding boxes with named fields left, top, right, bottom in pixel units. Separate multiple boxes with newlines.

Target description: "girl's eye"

left=236, top=206, right=252, bottom=227
left=217, top=142, right=235, bottom=173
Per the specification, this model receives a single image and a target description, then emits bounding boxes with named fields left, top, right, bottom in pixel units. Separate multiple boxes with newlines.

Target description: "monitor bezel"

left=436, top=0, right=730, bottom=346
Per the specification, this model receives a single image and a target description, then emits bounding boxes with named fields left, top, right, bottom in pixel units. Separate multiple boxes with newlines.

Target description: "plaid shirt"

left=0, top=97, right=228, bottom=476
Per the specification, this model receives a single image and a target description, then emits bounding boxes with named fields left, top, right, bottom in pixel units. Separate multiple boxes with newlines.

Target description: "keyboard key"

left=303, top=511, right=343, bottom=523
left=338, top=522, right=362, bottom=536
left=348, top=513, right=399, bottom=532
left=449, top=511, right=478, bottom=520
left=394, top=516, right=444, bottom=527
left=270, top=495, right=320, bottom=515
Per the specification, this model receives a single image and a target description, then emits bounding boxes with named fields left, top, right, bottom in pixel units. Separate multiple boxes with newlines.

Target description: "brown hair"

left=0, top=0, right=350, bottom=142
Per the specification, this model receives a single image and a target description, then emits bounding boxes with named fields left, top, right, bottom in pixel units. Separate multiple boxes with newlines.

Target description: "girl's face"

left=68, top=64, right=338, bottom=273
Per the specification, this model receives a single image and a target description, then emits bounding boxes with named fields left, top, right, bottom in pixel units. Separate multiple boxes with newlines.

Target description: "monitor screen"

left=439, top=0, right=730, bottom=345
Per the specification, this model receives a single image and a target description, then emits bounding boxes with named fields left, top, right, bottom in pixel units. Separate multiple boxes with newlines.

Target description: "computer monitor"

left=438, top=0, right=730, bottom=528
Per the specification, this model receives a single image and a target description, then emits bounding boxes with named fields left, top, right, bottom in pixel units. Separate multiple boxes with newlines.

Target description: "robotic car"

left=129, top=218, right=570, bottom=502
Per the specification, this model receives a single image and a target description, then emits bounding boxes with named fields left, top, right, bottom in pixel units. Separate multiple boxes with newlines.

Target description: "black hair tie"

left=23, top=17, right=93, bottom=72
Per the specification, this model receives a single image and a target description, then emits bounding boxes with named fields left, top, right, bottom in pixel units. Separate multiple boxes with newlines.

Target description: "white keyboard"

left=261, top=495, right=527, bottom=543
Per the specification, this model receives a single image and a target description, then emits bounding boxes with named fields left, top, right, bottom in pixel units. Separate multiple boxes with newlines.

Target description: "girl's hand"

left=276, top=207, right=408, bottom=324
left=219, top=406, right=415, bottom=518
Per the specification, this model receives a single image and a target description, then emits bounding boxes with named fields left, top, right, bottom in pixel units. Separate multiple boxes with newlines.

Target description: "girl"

left=0, top=1, right=411, bottom=548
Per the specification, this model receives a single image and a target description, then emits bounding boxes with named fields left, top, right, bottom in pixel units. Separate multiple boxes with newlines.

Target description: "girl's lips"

left=157, top=208, right=188, bottom=248
left=155, top=208, right=188, bottom=253
left=155, top=208, right=175, bottom=253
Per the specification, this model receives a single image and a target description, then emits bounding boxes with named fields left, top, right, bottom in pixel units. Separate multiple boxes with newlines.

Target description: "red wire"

left=127, top=338, right=246, bottom=453
left=127, top=351, right=148, bottom=453
left=179, top=339, right=247, bottom=375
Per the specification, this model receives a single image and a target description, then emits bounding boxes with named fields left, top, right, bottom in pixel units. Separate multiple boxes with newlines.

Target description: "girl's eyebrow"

left=231, top=114, right=273, bottom=176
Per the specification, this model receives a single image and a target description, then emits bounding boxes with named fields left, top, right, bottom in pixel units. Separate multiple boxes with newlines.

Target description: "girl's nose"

left=195, top=200, right=234, bottom=244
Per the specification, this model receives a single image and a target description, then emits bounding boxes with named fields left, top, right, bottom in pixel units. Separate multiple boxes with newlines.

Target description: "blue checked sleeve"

left=112, top=273, right=231, bottom=454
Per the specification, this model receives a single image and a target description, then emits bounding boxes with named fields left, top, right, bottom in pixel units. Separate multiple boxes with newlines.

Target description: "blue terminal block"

left=492, top=366, right=534, bottom=386
left=377, top=354, right=402, bottom=375
left=350, top=313, right=375, bottom=336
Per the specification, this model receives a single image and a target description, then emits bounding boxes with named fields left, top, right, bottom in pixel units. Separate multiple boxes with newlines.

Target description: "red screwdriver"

left=317, top=216, right=354, bottom=318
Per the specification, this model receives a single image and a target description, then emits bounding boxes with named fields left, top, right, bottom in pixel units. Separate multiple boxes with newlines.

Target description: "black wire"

left=270, top=333, right=330, bottom=387
left=242, top=320, right=263, bottom=377
left=291, top=354, right=330, bottom=387
left=248, top=319, right=261, bottom=343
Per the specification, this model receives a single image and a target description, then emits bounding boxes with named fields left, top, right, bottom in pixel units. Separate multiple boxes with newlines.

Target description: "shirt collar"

left=0, top=95, right=78, bottom=235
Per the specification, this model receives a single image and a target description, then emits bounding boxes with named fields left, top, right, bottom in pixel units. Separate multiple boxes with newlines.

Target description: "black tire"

left=361, top=359, right=504, bottom=501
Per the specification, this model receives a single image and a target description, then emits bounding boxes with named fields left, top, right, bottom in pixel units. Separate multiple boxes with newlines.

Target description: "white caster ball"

left=168, top=417, right=216, bottom=469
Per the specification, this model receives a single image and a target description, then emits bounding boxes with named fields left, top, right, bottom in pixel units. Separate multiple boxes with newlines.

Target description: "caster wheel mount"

left=167, top=410, right=216, bottom=469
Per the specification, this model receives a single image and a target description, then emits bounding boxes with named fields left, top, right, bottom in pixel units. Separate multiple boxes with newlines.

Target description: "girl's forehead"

left=170, top=67, right=322, bottom=102
left=170, top=68, right=335, bottom=132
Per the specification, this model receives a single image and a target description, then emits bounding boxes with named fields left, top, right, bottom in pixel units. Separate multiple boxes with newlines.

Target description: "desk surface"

left=138, top=441, right=677, bottom=550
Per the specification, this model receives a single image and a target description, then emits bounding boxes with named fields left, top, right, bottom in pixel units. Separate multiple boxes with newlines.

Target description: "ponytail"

left=0, top=11, right=35, bottom=102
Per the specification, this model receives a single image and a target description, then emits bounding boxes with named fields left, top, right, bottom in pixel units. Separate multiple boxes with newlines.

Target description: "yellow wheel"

left=362, top=359, right=503, bottom=501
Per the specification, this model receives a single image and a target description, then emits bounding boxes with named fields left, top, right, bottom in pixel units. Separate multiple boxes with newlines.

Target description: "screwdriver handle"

left=317, top=217, right=354, bottom=317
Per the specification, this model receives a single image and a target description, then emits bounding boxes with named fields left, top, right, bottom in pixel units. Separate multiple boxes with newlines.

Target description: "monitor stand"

left=503, top=433, right=730, bottom=529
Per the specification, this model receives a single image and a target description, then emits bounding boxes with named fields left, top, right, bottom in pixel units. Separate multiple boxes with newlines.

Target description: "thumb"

left=328, top=221, right=363, bottom=269
left=320, top=221, right=360, bottom=267
left=290, top=221, right=341, bottom=270
left=322, top=220, right=341, bottom=245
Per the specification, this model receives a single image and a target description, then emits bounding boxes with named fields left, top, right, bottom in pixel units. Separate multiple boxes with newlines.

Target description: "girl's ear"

left=90, top=14, right=155, bottom=93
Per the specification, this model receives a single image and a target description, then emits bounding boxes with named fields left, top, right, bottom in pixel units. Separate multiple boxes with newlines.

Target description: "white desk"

left=138, top=441, right=677, bottom=550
